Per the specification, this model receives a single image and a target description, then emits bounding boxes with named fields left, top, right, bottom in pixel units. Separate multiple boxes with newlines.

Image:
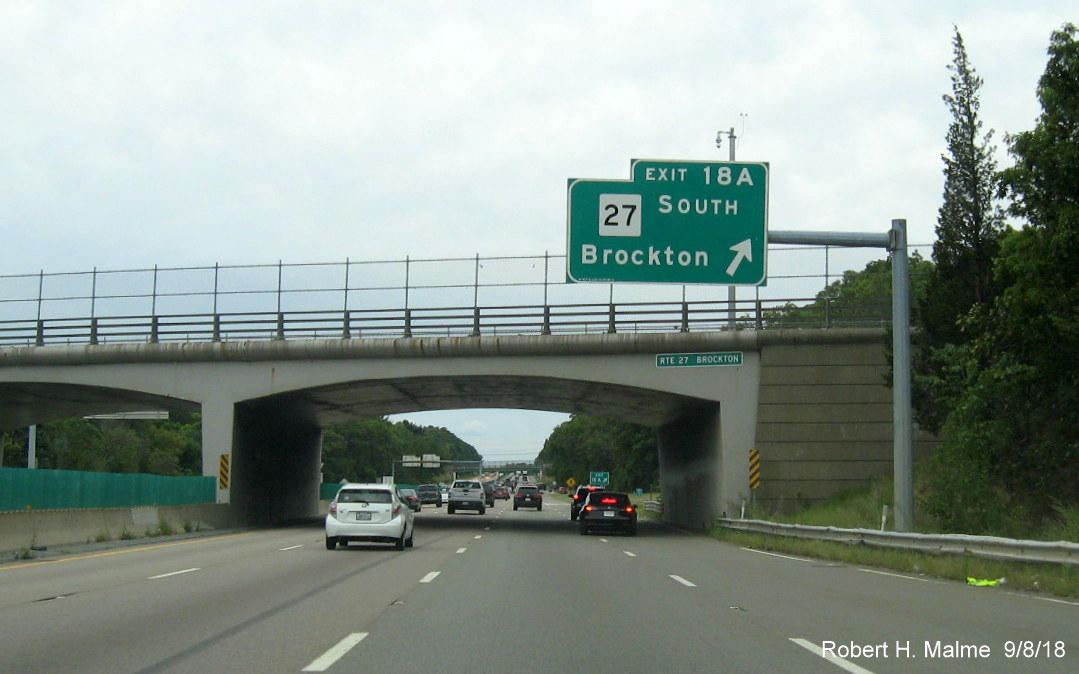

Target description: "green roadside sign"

left=567, top=159, right=769, bottom=285
left=589, top=471, right=610, bottom=486
left=656, top=351, right=744, bottom=368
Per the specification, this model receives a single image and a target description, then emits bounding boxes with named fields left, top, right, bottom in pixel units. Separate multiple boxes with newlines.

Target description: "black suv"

left=513, top=484, right=543, bottom=510
left=415, top=484, right=442, bottom=507
left=570, top=485, right=605, bottom=521
left=577, top=491, right=637, bottom=536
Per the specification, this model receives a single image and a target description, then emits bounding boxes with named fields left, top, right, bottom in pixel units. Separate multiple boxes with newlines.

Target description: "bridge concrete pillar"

left=657, top=391, right=757, bottom=530
left=200, top=397, right=236, bottom=506
left=658, top=407, right=721, bottom=530
left=232, top=398, right=323, bottom=524
left=200, top=396, right=323, bottom=524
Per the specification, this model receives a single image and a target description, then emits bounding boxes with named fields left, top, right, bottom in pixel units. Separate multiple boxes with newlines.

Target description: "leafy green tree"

left=914, top=27, right=1007, bottom=434
left=925, top=24, right=1079, bottom=529
left=538, top=415, right=657, bottom=492
left=760, top=254, right=933, bottom=329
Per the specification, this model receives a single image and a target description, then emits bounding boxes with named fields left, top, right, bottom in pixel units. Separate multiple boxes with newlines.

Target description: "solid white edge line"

left=419, top=571, right=440, bottom=583
left=790, top=638, right=878, bottom=674
left=858, top=568, right=930, bottom=582
left=740, top=547, right=812, bottom=563
left=302, top=632, right=368, bottom=672
left=669, top=575, right=696, bottom=587
left=148, top=568, right=200, bottom=579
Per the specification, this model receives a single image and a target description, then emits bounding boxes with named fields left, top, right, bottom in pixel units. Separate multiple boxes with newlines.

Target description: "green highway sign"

left=589, top=471, right=610, bottom=486
left=656, top=351, right=744, bottom=368
left=567, top=159, right=769, bottom=285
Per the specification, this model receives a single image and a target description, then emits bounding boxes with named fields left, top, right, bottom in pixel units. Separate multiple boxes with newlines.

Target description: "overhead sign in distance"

left=656, top=351, right=744, bottom=368
left=567, top=159, right=769, bottom=285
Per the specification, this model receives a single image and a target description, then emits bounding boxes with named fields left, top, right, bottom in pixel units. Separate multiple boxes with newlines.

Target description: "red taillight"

left=625, top=506, right=635, bottom=513
left=329, top=501, right=338, bottom=516
left=584, top=505, right=594, bottom=512
left=600, top=497, right=618, bottom=504
left=392, top=505, right=401, bottom=516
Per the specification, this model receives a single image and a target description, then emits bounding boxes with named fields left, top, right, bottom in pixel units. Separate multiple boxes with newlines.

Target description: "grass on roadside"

left=709, top=478, right=1079, bottom=599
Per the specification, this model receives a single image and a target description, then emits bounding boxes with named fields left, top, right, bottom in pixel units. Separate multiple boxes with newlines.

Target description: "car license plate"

left=355, top=512, right=372, bottom=521
left=603, top=511, right=615, bottom=517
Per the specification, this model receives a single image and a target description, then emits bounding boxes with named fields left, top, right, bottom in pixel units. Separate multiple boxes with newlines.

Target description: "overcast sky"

left=2, top=2, right=1073, bottom=463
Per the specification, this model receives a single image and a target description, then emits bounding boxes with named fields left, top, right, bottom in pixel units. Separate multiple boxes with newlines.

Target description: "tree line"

left=1, top=414, right=480, bottom=487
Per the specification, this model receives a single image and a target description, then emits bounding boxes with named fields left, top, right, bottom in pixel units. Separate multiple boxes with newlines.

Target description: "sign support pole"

left=769, top=221, right=913, bottom=532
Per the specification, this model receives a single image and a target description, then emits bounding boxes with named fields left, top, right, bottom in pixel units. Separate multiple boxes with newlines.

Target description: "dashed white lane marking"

left=302, top=632, right=368, bottom=672
left=858, top=568, right=930, bottom=582
left=623, top=551, right=637, bottom=557
left=148, top=568, right=200, bottom=579
left=741, top=547, right=812, bottom=563
left=789, top=638, right=878, bottom=674
left=419, top=572, right=440, bottom=583
left=279, top=545, right=303, bottom=551
left=669, top=575, right=696, bottom=587
left=456, top=547, right=468, bottom=554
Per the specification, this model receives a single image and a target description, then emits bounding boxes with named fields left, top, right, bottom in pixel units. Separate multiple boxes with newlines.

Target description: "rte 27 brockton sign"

left=567, top=159, right=769, bottom=285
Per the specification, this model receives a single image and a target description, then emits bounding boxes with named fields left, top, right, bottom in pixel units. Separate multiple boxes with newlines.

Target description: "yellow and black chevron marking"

left=749, top=449, right=761, bottom=490
left=219, top=454, right=231, bottom=490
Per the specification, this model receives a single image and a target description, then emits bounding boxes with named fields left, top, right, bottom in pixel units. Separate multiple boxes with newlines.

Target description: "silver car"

left=325, top=483, right=415, bottom=551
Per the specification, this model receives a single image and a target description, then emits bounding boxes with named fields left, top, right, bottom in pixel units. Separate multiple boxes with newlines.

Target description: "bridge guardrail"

left=718, top=518, right=1079, bottom=566
left=0, top=248, right=929, bottom=347
left=0, top=298, right=893, bottom=347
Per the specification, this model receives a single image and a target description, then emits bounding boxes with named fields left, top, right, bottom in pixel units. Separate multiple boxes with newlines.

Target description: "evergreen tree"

left=925, top=25, right=1079, bottom=530
left=914, top=27, right=1006, bottom=434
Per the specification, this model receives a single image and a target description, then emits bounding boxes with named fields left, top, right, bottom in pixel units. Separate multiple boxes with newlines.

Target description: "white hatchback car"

left=325, top=483, right=415, bottom=551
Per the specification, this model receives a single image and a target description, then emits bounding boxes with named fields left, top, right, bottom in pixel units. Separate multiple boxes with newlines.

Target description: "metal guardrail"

left=0, top=297, right=893, bottom=347
left=718, top=518, right=1079, bottom=566
left=0, top=248, right=929, bottom=347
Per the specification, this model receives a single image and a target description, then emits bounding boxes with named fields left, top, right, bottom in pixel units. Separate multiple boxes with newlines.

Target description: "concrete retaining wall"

left=753, top=339, right=936, bottom=511
left=0, top=503, right=243, bottom=555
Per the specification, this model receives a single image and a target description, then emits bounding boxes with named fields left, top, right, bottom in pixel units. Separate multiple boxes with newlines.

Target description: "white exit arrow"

left=726, top=239, right=753, bottom=276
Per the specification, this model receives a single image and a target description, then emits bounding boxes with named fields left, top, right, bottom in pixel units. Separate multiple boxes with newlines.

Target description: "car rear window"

left=588, top=493, right=629, bottom=506
left=518, top=486, right=538, bottom=493
left=338, top=489, right=392, bottom=503
left=455, top=482, right=481, bottom=489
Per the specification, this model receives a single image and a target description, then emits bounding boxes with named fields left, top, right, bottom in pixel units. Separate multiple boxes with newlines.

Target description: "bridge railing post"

left=680, top=302, right=689, bottom=332
left=89, top=317, right=99, bottom=345
left=150, top=315, right=160, bottom=344
left=342, top=310, right=351, bottom=339
left=471, top=307, right=481, bottom=337
left=276, top=312, right=285, bottom=340
left=607, top=303, right=616, bottom=334
left=213, top=314, right=221, bottom=342
left=35, top=320, right=45, bottom=346
left=542, top=306, right=551, bottom=335
left=404, top=309, right=413, bottom=338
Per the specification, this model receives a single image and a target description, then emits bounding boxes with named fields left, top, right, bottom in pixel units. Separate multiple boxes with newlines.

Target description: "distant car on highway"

left=416, top=484, right=442, bottom=507
left=493, top=486, right=510, bottom=500
left=513, top=484, right=542, bottom=511
left=577, top=491, right=637, bottom=536
left=400, top=488, right=422, bottom=512
left=570, top=485, right=605, bottom=521
left=325, top=483, right=415, bottom=550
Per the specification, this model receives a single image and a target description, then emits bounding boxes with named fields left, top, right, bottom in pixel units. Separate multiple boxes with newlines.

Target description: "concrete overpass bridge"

left=0, top=327, right=919, bottom=529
